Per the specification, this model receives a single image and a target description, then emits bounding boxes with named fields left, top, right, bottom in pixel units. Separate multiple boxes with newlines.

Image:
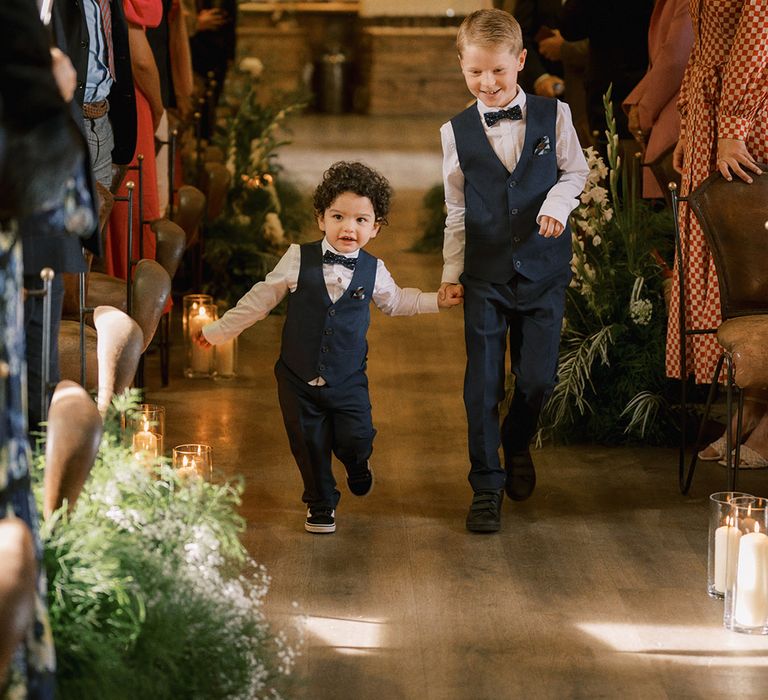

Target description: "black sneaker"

left=504, top=448, right=536, bottom=501
left=305, top=506, right=336, bottom=534
left=346, top=460, right=374, bottom=497
left=465, top=490, right=503, bottom=533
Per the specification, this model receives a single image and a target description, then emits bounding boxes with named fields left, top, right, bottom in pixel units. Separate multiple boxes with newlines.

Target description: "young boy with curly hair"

left=197, top=161, right=460, bottom=533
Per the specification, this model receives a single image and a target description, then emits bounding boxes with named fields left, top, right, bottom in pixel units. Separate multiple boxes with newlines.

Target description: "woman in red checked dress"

left=106, top=0, right=164, bottom=279
left=667, top=0, right=768, bottom=462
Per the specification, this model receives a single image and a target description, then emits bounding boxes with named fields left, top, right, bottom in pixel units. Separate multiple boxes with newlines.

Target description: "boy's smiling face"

left=318, top=191, right=380, bottom=254
left=459, top=43, right=526, bottom=109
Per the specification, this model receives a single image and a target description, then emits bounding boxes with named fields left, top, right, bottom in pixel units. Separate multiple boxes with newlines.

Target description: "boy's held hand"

left=538, top=215, right=564, bottom=238
left=193, top=329, right=212, bottom=348
left=438, top=282, right=464, bottom=308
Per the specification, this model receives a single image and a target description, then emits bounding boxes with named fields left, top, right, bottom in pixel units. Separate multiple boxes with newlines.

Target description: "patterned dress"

left=665, top=0, right=768, bottom=384
left=1, top=227, right=56, bottom=700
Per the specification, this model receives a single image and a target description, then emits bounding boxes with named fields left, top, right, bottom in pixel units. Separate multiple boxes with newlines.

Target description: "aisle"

left=146, top=115, right=768, bottom=700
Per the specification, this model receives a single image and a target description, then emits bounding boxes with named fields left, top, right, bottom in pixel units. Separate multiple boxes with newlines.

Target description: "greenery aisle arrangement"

left=35, top=392, right=301, bottom=700
left=203, top=61, right=311, bottom=307
left=538, top=89, right=676, bottom=444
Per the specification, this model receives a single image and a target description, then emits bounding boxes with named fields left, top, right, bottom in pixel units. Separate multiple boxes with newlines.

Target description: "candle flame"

left=143, top=418, right=150, bottom=432
left=197, top=305, right=208, bottom=318
left=182, top=455, right=188, bottom=467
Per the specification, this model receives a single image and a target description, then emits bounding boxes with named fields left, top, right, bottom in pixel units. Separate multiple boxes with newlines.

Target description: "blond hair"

left=456, top=9, right=523, bottom=57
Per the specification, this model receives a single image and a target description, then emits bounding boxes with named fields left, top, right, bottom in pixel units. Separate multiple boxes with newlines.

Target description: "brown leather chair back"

left=152, top=218, right=186, bottom=280
left=688, top=163, right=768, bottom=320
left=173, top=184, right=206, bottom=249
left=202, top=161, right=231, bottom=222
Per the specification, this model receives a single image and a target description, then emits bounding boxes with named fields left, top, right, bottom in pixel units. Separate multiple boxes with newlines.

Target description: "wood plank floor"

left=143, top=115, right=768, bottom=699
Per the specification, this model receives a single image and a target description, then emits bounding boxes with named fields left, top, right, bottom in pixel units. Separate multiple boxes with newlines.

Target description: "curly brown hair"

left=313, top=161, right=392, bottom=225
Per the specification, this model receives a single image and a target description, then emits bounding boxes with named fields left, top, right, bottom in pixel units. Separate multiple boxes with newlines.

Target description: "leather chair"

left=151, top=219, right=186, bottom=385
left=43, top=380, right=103, bottom=517
left=672, top=163, right=768, bottom=492
left=0, top=518, right=36, bottom=686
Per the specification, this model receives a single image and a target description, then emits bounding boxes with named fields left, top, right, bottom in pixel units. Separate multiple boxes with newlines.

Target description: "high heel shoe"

left=718, top=445, right=768, bottom=469
left=698, top=436, right=728, bottom=461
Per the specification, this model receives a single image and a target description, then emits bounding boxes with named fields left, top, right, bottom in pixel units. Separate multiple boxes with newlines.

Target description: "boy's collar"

left=475, top=90, right=527, bottom=116
left=321, top=238, right=360, bottom=258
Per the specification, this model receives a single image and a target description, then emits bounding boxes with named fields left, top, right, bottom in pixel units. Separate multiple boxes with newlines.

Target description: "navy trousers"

left=275, top=359, right=376, bottom=508
left=461, top=269, right=570, bottom=492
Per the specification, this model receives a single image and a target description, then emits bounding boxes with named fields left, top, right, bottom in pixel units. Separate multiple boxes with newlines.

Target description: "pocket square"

left=351, top=286, right=366, bottom=300
left=534, top=136, right=552, bottom=155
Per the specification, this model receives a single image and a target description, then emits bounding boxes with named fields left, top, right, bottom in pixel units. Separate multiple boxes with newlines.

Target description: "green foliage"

left=538, top=87, right=678, bottom=445
left=202, top=73, right=310, bottom=307
left=411, top=183, right=447, bottom=253
left=35, top=392, right=301, bottom=700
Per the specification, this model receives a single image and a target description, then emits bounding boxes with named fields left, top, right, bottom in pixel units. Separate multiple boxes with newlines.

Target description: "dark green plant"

left=201, top=75, right=310, bottom=307
left=35, top=392, right=301, bottom=700
left=538, top=86, right=678, bottom=445
left=411, top=183, right=447, bottom=253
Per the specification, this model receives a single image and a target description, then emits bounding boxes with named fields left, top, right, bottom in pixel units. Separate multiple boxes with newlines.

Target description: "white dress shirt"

left=440, top=90, right=589, bottom=284
left=203, top=239, right=439, bottom=378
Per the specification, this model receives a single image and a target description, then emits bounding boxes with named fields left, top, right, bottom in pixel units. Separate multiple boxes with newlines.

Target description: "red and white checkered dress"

left=666, top=0, right=768, bottom=384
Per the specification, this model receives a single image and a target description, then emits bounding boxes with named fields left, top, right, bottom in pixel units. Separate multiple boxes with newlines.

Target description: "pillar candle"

left=734, top=528, right=768, bottom=628
left=216, top=338, right=236, bottom=376
left=189, top=306, right=213, bottom=374
left=132, top=419, right=158, bottom=459
left=714, top=518, right=742, bottom=594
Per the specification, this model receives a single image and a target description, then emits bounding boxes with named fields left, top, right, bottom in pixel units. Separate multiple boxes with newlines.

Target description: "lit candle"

left=216, top=338, right=236, bottom=377
left=189, top=305, right=213, bottom=374
left=132, top=419, right=158, bottom=459
left=714, top=516, right=742, bottom=594
left=176, top=455, right=200, bottom=480
left=734, top=523, right=768, bottom=628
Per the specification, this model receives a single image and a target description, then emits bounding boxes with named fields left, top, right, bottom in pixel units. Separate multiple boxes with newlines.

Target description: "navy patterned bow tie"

left=484, top=105, right=523, bottom=127
left=323, top=250, right=357, bottom=270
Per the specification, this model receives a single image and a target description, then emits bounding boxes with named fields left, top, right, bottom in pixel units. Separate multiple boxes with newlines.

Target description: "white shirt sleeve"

left=372, top=259, right=439, bottom=316
left=440, top=121, right=467, bottom=285
left=202, top=244, right=299, bottom=345
left=537, top=100, right=590, bottom=226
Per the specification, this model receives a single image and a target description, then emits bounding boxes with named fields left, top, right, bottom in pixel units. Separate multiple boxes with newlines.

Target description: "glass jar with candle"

left=128, top=403, right=166, bottom=464
left=708, top=491, right=752, bottom=599
left=214, top=335, right=238, bottom=380
left=172, top=443, right=213, bottom=480
left=724, top=496, right=768, bottom=634
left=182, top=293, right=214, bottom=339
left=185, top=302, right=217, bottom=378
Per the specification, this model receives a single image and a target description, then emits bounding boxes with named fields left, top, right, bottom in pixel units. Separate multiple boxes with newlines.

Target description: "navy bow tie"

left=323, top=250, right=357, bottom=270
left=484, top=105, right=523, bottom=127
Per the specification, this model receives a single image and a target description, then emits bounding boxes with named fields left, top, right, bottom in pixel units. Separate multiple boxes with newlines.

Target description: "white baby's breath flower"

left=239, top=57, right=264, bottom=79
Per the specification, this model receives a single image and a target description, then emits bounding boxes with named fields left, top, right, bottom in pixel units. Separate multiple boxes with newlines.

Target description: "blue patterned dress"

left=0, top=225, right=56, bottom=700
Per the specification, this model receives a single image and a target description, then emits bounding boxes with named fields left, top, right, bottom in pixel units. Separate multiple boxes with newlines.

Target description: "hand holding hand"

left=197, top=8, right=228, bottom=32
left=534, top=75, right=565, bottom=98
left=538, top=215, right=564, bottom=238
left=438, top=282, right=464, bottom=309
left=538, top=29, right=564, bottom=61
left=193, top=329, right=212, bottom=348
left=716, top=138, right=762, bottom=183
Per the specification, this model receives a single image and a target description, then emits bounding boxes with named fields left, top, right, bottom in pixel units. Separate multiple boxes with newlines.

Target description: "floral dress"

left=665, top=0, right=768, bottom=384
left=0, top=227, right=56, bottom=700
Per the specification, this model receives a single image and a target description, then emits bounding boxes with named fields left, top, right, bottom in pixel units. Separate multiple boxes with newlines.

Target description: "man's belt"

left=82, top=100, right=109, bottom=119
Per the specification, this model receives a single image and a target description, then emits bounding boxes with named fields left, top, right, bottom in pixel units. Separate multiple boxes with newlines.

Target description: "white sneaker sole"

left=304, top=521, right=336, bottom=534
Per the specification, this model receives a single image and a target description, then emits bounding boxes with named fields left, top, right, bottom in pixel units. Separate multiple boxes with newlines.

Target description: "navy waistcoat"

left=451, top=94, right=571, bottom=283
left=280, top=241, right=377, bottom=386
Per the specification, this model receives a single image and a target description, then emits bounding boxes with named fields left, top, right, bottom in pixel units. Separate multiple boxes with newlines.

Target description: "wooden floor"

left=143, top=115, right=768, bottom=699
